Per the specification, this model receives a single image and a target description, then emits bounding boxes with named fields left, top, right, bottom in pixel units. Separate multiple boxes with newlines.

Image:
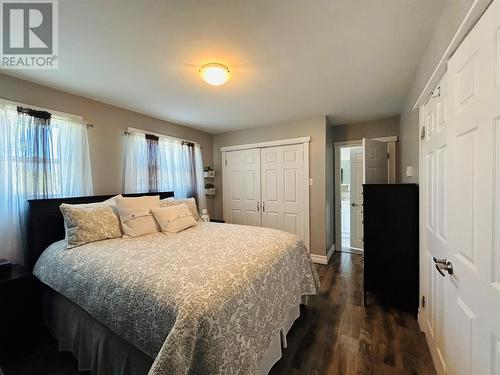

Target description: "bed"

left=28, top=192, right=320, bottom=375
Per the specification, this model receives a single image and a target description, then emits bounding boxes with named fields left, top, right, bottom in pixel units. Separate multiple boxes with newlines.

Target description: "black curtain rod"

left=17, top=106, right=51, bottom=120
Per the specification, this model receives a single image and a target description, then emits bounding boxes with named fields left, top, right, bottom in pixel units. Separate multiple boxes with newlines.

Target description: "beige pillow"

left=100, top=194, right=122, bottom=206
left=60, top=204, right=122, bottom=249
left=115, top=196, right=161, bottom=237
left=161, top=197, right=200, bottom=220
left=151, top=204, right=197, bottom=234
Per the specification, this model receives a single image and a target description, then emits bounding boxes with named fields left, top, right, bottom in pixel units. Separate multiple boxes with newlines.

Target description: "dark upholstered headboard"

left=27, top=191, right=174, bottom=270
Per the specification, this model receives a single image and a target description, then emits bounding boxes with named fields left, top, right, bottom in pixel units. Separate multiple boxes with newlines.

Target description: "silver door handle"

left=262, top=202, right=265, bottom=212
left=257, top=201, right=259, bottom=211
left=433, top=257, right=447, bottom=265
left=433, top=257, right=453, bottom=277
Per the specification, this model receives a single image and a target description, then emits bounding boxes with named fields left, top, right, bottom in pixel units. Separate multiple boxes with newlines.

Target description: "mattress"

left=34, top=222, right=319, bottom=375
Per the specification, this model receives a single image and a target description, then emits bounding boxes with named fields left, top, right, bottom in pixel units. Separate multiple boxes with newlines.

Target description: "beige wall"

left=213, top=116, right=328, bottom=256
left=329, top=116, right=400, bottom=142
left=399, top=0, right=478, bottom=183
left=0, top=74, right=214, bottom=213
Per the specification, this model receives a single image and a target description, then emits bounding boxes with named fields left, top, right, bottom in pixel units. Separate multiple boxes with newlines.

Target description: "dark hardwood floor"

left=270, top=252, right=436, bottom=375
left=0, top=251, right=435, bottom=375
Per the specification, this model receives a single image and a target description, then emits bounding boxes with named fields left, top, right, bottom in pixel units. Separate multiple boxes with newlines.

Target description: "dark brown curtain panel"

left=145, top=134, right=159, bottom=192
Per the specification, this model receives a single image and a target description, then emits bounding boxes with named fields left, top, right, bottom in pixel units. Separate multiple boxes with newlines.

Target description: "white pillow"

left=115, top=196, right=161, bottom=237
left=151, top=204, right=197, bottom=234
left=63, top=194, right=123, bottom=209
left=160, top=197, right=200, bottom=221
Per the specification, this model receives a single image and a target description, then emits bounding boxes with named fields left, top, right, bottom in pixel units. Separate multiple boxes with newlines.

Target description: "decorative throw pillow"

left=60, top=204, right=122, bottom=249
left=100, top=194, right=122, bottom=206
left=115, top=196, right=161, bottom=237
left=64, top=194, right=123, bottom=209
left=151, top=204, right=197, bottom=234
left=160, top=197, right=200, bottom=221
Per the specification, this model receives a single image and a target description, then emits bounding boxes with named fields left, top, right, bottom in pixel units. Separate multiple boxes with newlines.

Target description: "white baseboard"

left=310, top=254, right=328, bottom=264
left=327, top=244, right=335, bottom=260
left=310, top=244, right=336, bottom=265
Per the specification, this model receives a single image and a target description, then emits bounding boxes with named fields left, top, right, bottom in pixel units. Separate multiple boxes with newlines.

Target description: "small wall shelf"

left=204, top=167, right=215, bottom=197
left=204, top=187, right=215, bottom=196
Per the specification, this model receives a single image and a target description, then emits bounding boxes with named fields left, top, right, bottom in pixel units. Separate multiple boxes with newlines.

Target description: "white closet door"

left=261, top=144, right=304, bottom=240
left=444, top=1, right=500, bottom=373
left=223, top=149, right=261, bottom=227
left=421, top=2, right=500, bottom=374
left=421, top=77, right=449, bottom=374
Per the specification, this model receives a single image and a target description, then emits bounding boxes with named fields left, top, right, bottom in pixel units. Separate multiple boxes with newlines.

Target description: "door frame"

left=334, top=136, right=398, bottom=253
left=221, top=137, right=310, bottom=251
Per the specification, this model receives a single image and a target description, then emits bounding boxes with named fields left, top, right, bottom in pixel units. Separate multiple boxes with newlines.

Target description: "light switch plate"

left=309, top=178, right=313, bottom=185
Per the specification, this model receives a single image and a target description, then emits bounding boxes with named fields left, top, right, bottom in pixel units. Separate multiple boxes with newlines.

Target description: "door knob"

left=433, top=257, right=453, bottom=277
left=433, top=257, right=447, bottom=265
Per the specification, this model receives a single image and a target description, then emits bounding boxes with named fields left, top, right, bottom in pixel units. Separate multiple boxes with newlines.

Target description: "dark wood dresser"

left=363, top=183, right=419, bottom=315
left=0, top=264, right=42, bottom=360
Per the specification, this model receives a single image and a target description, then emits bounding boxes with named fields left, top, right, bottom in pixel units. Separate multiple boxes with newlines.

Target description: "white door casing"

left=350, top=147, right=364, bottom=249
left=261, top=144, right=304, bottom=240
left=223, top=148, right=261, bottom=227
left=420, top=2, right=500, bottom=374
left=363, top=138, right=389, bottom=184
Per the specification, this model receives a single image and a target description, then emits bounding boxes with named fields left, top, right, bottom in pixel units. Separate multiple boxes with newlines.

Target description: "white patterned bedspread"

left=34, top=222, right=319, bottom=375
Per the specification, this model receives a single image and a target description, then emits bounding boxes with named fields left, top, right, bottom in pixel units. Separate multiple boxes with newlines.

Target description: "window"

left=0, top=103, right=93, bottom=264
left=124, top=131, right=206, bottom=210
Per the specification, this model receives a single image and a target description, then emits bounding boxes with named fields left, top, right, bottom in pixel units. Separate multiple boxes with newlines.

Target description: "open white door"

left=362, top=138, right=388, bottom=184
left=350, top=147, right=364, bottom=249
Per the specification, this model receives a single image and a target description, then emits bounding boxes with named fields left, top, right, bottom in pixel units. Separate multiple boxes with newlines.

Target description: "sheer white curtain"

left=0, top=104, right=93, bottom=264
left=123, top=133, right=149, bottom=194
left=124, top=133, right=206, bottom=211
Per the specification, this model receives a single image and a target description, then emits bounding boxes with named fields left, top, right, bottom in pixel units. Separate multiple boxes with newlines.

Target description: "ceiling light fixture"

left=199, top=63, right=230, bottom=86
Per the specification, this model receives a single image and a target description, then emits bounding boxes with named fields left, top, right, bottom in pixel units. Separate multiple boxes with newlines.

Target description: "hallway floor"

left=270, top=251, right=436, bottom=375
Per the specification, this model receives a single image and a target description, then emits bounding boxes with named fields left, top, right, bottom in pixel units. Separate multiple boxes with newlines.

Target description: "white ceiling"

left=3, top=0, right=445, bottom=134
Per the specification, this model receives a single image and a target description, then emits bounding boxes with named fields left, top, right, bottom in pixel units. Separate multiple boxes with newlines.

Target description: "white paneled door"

left=223, top=149, right=261, bottom=226
left=261, top=144, right=304, bottom=240
left=421, top=77, right=449, bottom=374
left=362, top=138, right=389, bottom=184
left=421, top=1, right=500, bottom=374
left=223, top=141, right=309, bottom=247
left=446, top=2, right=500, bottom=373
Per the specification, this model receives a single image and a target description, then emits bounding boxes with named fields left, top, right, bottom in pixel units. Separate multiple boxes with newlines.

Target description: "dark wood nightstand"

left=0, top=264, right=42, bottom=360
left=210, top=219, right=226, bottom=223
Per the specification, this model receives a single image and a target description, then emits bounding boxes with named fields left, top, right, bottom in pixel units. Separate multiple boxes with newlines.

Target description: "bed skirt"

left=43, top=288, right=307, bottom=375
